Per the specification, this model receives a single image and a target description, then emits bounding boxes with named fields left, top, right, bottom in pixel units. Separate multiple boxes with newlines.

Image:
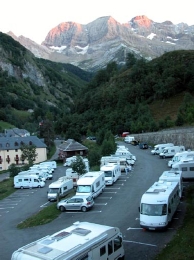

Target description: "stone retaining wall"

left=131, top=127, right=194, bottom=150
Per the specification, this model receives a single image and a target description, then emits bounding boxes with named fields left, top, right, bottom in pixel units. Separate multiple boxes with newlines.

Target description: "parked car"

left=139, top=143, right=149, bottom=149
left=57, top=195, right=94, bottom=212
left=86, top=136, right=96, bottom=141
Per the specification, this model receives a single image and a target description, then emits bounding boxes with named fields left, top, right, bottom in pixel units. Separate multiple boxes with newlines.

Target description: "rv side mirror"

left=138, top=206, right=140, bottom=212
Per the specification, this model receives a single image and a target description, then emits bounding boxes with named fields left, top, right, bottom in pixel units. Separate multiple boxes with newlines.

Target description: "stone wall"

left=132, top=127, right=194, bottom=150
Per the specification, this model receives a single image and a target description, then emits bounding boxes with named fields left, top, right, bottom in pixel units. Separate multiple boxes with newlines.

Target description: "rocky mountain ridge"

left=8, top=15, right=194, bottom=72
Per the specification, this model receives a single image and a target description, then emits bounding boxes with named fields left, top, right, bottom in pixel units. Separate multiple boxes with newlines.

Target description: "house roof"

left=59, top=139, right=88, bottom=152
left=0, top=136, right=47, bottom=150
left=2, top=128, right=30, bottom=137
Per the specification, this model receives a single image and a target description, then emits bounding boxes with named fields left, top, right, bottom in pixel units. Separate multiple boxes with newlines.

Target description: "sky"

left=0, top=0, right=193, bottom=44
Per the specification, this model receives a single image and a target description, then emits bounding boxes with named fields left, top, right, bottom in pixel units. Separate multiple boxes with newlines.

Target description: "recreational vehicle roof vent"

left=37, top=246, right=53, bottom=254
left=153, top=189, right=166, bottom=192
left=52, top=231, right=71, bottom=241
left=71, top=228, right=91, bottom=236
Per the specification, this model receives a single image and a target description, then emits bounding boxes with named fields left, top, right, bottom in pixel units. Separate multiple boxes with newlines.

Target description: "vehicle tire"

left=20, top=186, right=24, bottom=189
left=81, top=206, right=87, bottom=212
left=163, top=155, right=166, bottom=159
left=38, top=185, right=41, bottom=188
left=59, top=206, right=66, bottom=212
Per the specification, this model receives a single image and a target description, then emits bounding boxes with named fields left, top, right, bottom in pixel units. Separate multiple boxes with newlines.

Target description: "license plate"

left=149, top=227, right=155, bottom=230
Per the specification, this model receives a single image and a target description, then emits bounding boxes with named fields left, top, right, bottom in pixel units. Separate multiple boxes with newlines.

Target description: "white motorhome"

left=76, top=171, right=105, bottom=198
left=47, top=177, right=73, bottom=201
left=30, top=165, right=53, bottom=174
left=111, top=154, right=135, bottom=166
left=100, top=163, right=121, bottom=185
left=40, top=160, right=57, bottom=169
left=159, top=170, right=183, bottom=197
left=18, top=170, right=47, bottom=182
left=66, top=168, right=85, bottom=187
left=168, top=150, right=194, bottom=167
left=11, top=221, right=125, bottom=260
left=14, top=175, right=45, bottom=189
left=101, top=156, right=133, bottom=172
left=139, top=180, right=180, bottom=230
left=151, top=143, right=174, bottom=155
left=124, top=136, right=135, bottom=143
left=172, top=159, right=194, bottom=180
left=64, top=156, right=90, bottom=171
left=159, top=145, right=185, bottom=159
left=115, top=149, right=136, bottom=161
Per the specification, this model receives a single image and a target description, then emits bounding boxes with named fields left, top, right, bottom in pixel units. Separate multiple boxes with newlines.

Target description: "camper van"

left=124, top=136, right=135, bottom=143
left=30, top=165, right=53, bottom=174
left=159, top=170, right=183, bottom=197
left=18, top=170, right=47, bottom=182
left=159, top=145, right=185, bottom=159
left=168, top=150, right=194, bottom=167
left=14, top=175, right=45, bottom=189
left=151, top=143, right=174, bottom=155
left=101, top=155, right=134, bottom=172
left=100, top=163, right=121, bottom=185
left=11, top=221, right=125, bottom=260
left=47, top=177, right=73, bottom=201
left=139, top=180, right=180, bottom=230
left=66, top=168, right=85, bottom=187
left=172, top=159, right=194, bottom=180
left=115, top=148, right=136, bottom=161
left=76, top=171, right=105, bottom=198
left=40, top=161, right=57, bottom=170
left=64, top=156, right=90, bottom=171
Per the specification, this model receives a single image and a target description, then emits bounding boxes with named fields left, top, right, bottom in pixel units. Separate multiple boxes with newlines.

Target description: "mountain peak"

left=131, top=15, right=152, bottom=27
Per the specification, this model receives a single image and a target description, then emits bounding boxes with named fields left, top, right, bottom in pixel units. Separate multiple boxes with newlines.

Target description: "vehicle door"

left=66, top=198, right=76, bottom=210
left=75, top=198, right=84, bottom=210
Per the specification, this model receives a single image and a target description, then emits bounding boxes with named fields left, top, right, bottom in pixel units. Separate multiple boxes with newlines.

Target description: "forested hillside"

left=55, top=50, right=194, bottom=139
left=0, top=32, right=93, bottom=134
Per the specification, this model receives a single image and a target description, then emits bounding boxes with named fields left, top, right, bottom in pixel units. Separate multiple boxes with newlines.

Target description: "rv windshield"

left=104, top=171, right=112, bottom=177
left=76, top=185, right=91, bottom=193
left=141, top=203, right=167, bottom=216
left=48, top=188, right=59, bottom=194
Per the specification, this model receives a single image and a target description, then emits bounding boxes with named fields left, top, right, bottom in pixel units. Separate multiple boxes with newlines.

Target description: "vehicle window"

left=100, top=245, right=106, bottom=256
left=67, top=198, right=75, bottom=203
left=96, top=181, right=100, bottom=188
left=87, top=196, right=93, bottom=202
left=190, top=167, right=194, bottom=171
left=76, top=198, right=83, bottom=203
left=108, top=241, right=113, bottom=255
left=114, top=236, right=122, bottom=251
left=182, top=167, right=187, bottom=171
left=34, top=179, right=38, bottom=182
left=24, top=178, right=29, bottom=181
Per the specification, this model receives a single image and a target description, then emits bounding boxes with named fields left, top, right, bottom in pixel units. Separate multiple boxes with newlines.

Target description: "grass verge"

left=17, top=189, right=75, bottom=229
left=155, top=184, right=194, bottom=260
left=0, top=178, right=15, bottom=200
left=17, top=202, right=61, bottom=229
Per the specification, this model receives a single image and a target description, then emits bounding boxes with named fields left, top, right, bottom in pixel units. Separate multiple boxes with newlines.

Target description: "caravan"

left=172, top=159, right=194, bottom=180
left=11, top=221, right=125, bottom=260
left=14, top=175, right=45, bottom=189
left=76, top=171, right=105, bottom=198
left=100, top=163, right=121, bottom=185
left=139, top=181, right=180, bottom=230
left=47, top=177, right=73, bottom=201
left=168, top=150, right=194, bottom=167
left=159, top=170, right=183, bottom=197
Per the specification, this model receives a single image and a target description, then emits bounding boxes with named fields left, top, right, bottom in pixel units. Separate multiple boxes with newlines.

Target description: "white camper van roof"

left=141, top=181, right=179, bottom=204
left=11, top=222, right=119, bottom=260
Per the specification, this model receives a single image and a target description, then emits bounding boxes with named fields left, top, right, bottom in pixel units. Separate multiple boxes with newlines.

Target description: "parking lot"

left=0, top=143, right=189, bottom=259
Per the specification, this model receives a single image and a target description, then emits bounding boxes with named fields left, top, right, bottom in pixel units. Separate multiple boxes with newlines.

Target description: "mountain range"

left=7, top=15, right=194, bottom=72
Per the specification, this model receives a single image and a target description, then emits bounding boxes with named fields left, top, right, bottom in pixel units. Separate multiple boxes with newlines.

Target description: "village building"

left=0, top=136, right=47, bottom=171
left=58, top=139, right=88, bottom=161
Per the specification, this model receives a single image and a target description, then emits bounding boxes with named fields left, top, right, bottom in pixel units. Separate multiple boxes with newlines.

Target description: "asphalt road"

left=0, top=142, right=187, bottom=260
